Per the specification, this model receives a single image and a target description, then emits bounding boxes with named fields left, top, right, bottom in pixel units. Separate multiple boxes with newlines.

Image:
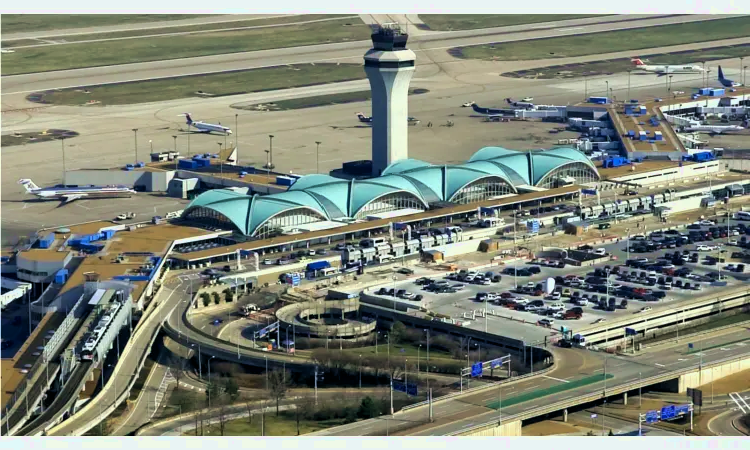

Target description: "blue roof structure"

left=183, top=147, right=598, bottom=236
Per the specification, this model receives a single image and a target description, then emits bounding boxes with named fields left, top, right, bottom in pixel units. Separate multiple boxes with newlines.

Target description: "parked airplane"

left=356, top=113, right=420, bottom=124
left=631, top=58, right=704, bottom=75
left=19, top=179, right=136, bottom=204
left=718, top=66, right=742, bottom=88
left=505, top=98, right=535, bottom=109
left=682, top=120, right=748, bottom=135
left=471, top=103, right=507, bottom=115
left=182, top=113, right=232, bottom=134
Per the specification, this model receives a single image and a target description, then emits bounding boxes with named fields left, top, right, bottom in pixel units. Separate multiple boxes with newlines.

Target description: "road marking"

left=594, top=368, right=604, bottom=372
left=720, top=347, right=730, bottom=351
left=655, top=363, right=665, bottom=367
left=737, top=343, right=746, bottom=347
left=522, top=385, right=538, bottom=392
left=543, top=375, right=570, bottom=383
left=677, top=358, right=686, bottom=361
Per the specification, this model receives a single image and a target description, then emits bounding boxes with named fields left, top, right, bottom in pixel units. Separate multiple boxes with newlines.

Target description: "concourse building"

left=181, top=147, right=600, bottom=239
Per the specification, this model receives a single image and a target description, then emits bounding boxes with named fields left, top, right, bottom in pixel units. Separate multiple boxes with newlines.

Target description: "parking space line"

left=543, top=375, right=570, bottom=383
left=655, top=363, right=665, bottom=367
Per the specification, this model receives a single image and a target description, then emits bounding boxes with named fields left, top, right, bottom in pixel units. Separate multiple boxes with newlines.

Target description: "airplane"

left=682, top=120, right=748, bottom=135
left=19, top=179, right=136, bottom=204
left=182, top=113, right=232, bottom=135
left=471, top=103, right=510, bottom=115
left=505, top=98, right=535, bottom=110
left=718, top=66, right=742, bottom=88
left=631, top=58, right=704, bottom=76
left=356, top=113, right=420, bottom=124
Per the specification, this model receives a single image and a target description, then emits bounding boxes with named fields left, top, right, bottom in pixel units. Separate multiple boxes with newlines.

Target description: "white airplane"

left=19, top=179, right=136, bottom=204
left=182, top=113, right=232, bottom=135
left=682, top=120, right=748, bottom=135
left=631, top=58, right=704, bottom=76
left=505, top=98, right=535, bottom=110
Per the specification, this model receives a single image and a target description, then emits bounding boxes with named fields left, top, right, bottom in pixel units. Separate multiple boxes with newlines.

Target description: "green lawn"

left=1, top=14, right=216, bottom=34
left=502, top=43, right=750, bottom=79
left=2, top=18, right=371, bottom=75
left=2, top=15, right=353, bottom=47
left=419, top=14, right=605, bottom=31
left=184, top=411, right=347, bottom=436
left=485, top=374, right=614, bottom=409
left=458, top=16, right=750, bottom=61
left=30, top=63, right=366, bottom=106
left=235, top=88, right=429, bottom=112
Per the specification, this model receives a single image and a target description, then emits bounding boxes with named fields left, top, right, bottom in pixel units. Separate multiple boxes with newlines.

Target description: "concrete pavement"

left=1, top=14, right=731, bottom=95
left=0, top=15, right=295, bottom=41
left=707, top=409, right=748, bottom=436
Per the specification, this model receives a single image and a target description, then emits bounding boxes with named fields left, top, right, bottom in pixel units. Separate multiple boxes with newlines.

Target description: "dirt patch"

left=1, top=129, right=79, bottom=147
left=522, top=420, right=582, bottom=436
left=699, top=369, right=750, bottom=396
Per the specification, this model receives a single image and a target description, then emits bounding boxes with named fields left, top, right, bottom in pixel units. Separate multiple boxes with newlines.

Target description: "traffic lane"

left=111, top=349, right=170, bottom=436
left=639, top=324, right=750, bottom=354
left=567, top=409, right=682, bottom=436
left=1, top=14, right=725, bottom=94
left=708, top=409, right=747, bottom=436
left=48, top=281, right=194, bottom=435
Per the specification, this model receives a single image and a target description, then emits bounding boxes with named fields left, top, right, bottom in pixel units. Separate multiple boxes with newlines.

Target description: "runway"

left=1, top=14, right=732, bottom=95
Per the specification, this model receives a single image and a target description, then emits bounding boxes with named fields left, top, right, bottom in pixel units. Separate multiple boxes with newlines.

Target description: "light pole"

left=626, top=228, right=630, bottom=262
left=235, top=114, right=239, bottom=155
left=602, top=355, right=608, bottom=436
left=417, top=345, right=421, bottom=381
left=584, top=75, right=588, bottom=101
left=359, top=354, right=362, bottom=389
left=60, top=136, right=67, bottom=185
left=605, top=80, right=609, bottom=100
left=172, top=135, right=178, bottom=170
left=268, top=134, right=275, bottom=169
left=315, top=141, right=321, bottom=174
left=265, top=355, right=268, bottom=391
left=149, top=139, right=153, bottom=154
left=627, top=70, right=631, bottom=101
left=669, top=75, right=673, bottom=98
left=207, top=356, right=215, bottom=407
left=132, top=128, right=138, bottom=163
left=639, top=371, right=642, bottom=407
left=218, top=142, right=224, bottom=183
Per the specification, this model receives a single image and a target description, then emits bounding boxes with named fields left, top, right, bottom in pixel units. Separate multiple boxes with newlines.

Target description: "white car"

left=698, top=220, right=715, bottom=226
left=696, top=245, right=715, bottom=251
left=730, top=230, right=740, bottom=236
left=462, top=101, right=476, bottom=107
left=639, top=307, right=652, bottom=313
left=576, top=299, right=589, bottom=307
left=592, top=248, right=607, bottom=256
left=661, top=264, right=675, bottom=270
left=521, top=97, right=533, bottom=102
left=553, top=312, right=565, bottom=319
left=539, top=318, right=555, bottom=326
left=514, top=298, right=530, bottom=305
left=674, top=90, right=685, bottom=95
left=728, top=239, right=738, bottom=246
left=548, top=302, right=565, bottom=311
left=480, top=279, right=491, bottom=285
left=263, top=258, right=273, bottom=265
left=548, top=292, right=562, bottom=301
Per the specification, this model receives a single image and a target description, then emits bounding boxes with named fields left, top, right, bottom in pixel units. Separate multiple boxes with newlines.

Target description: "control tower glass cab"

left=363, top=24, right=417, bottom=176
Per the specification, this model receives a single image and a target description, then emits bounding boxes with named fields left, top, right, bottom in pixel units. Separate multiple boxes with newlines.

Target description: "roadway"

left=708, top=409, right=749, bottom=436
left=566, top=408, right=682, bottom=436
left=1, top=14, right=733, bottom=95
left=310, top=330, right=750, bottom=435
left=44, top=277, right=202, bottom=436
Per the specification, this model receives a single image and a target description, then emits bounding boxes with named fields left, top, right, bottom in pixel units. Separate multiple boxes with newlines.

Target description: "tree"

left=358, top=396, right=379, bottom=419
left=200, top=292, right=210, bottom=307
left=225, top=289, right=234, bottom=303
left=169, top=354, right=188, bottom=390
left=212, top=292, right=221, bottom=305
left=171, top=389, right=196, bottom=415
left=586, top=430, right=595, bottom=436
left=390, top=321, right=407, bottom=344
left=608, top=429, right=614, bottom=436
left=205, top=379, right=223, bottom=407
left=268, top=369, right=290, bottom=416
left=223, top=377, right=240, bottom=401
left=216, top=404, right=228, bottom=436
left=246, top=400, right=254, bottom=425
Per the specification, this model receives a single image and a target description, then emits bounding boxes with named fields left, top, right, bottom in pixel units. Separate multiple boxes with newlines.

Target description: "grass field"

left=0, top=14, right=215, bottom=34
left=2, top=18, right=371, bottom=75
left=235, top=88, right=429, bottom=112
left=29, top=63, right=366, bottom=106
left=1, top=15, right=353, bottom=47
left=484, top=374, right=614, bottom=409
left=502, top=44, right=750, bottom=79
left=1, top=130, right=79, bottom=147
left=419, top=14, right=604, bottom=31
left=183, top=411, right=346, bottom=436
left=457, top=16, right=750, bottom=61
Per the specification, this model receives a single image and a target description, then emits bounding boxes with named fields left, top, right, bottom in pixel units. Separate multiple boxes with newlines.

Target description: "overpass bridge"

left=310, top=330, right=750, bottom=436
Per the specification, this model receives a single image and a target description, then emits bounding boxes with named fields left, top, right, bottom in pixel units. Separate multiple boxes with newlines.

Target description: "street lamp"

left=605, top=80, right=609, bottom=99
left=60, top=136, right=67, bottom=185
left=217, top=142, right=224, bottom=183
left=132, top=128, right=139, bottom=164
left=359, top=354, right=362, bottom=389
left=268, top=134, right=275, bottom=169
left=172, top=135, right=178, bottom=170
left=149, top=139, right=153, bottom=153
left=207, top=356, right=216, bottom=408
left=627, top=70, right=632, bottom=101
left=315, top=141, right=322, bottom=174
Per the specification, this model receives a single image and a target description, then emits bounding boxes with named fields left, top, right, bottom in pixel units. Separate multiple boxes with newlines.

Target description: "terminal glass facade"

left=536, top=162, right=599, bottom=189
left=450, top=177, right=516, bottom=204
left=353, top=192, right=425, bottom=219
left=253, top=208, right=327, bottom=239
left=183, top=206, right=241, bottom=234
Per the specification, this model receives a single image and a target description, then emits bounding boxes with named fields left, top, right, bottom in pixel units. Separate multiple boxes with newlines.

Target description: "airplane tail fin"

left=505, top=98, right=513, bottom=104
left=631, top=58, right=645, bottom=66
left=718, top=66, right=725, bottom=80
left=184, top=113, right=193, bottom=124
left=18, top=179, right=39, bottom=192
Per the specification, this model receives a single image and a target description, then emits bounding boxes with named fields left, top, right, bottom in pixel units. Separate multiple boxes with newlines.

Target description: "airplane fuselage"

left=636, top=65, right=703, bottom=74
left=189, top=122, right=232, bottom=134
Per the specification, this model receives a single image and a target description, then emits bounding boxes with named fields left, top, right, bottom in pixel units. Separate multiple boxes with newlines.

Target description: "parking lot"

left=368, top=217, right=750, bottom=342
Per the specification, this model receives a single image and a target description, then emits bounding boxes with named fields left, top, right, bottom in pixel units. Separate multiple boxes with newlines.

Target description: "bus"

left=479, top=217, right=505, bottom=228
left=735, top=211, right=750, bottom=221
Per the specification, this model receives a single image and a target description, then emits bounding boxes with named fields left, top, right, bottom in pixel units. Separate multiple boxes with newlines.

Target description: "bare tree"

left=267, top=369, right=290, bottom=416
left=194, top=411, right=199, bottom=436
left=245, top=400, right=254, bottom=425
left=169, top=354, right=188, bottom=390
left=216, top=404, right=228, bottom=436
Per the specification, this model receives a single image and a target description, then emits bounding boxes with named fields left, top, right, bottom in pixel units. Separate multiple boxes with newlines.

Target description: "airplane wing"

left=61, top=194, right=86, bottom=203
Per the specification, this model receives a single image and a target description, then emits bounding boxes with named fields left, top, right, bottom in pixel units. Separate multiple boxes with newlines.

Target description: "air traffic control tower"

left=364, top=23, right=416, bottom=176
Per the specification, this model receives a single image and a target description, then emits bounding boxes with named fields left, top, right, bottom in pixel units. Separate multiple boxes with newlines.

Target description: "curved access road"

left=708, top=409, right=749, bottom=436
left=2, top=14, right=731, bottom=95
